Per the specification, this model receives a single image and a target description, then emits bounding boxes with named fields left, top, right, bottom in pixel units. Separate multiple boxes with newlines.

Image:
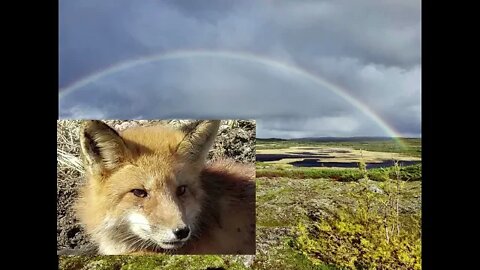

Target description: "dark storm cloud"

left=59, top=0, right=421, bottom=137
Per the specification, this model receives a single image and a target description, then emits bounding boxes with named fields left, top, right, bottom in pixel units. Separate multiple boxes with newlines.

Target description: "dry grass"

left=57, top=120, right=84, bottom=183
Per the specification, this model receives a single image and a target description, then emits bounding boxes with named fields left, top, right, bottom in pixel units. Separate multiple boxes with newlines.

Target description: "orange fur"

left=75, top=120, right=255, bottom=255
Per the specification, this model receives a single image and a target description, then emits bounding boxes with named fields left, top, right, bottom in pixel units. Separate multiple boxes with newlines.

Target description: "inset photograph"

left=57, top=120, right=256, bottom=255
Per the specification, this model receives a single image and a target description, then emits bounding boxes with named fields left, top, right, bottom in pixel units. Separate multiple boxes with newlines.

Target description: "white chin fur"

left=127, top=212, right=152, bottom=239
left=157, top=241, right=186, bottom=250
left=153, top=230, right=183, bottom=242
left=151, top=230, right=190, bottom=249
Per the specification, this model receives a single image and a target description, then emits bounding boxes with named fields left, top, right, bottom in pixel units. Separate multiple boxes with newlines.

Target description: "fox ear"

left=176, top=120, right=220, bottom=166
left=79, top=120, right=128, bottom=176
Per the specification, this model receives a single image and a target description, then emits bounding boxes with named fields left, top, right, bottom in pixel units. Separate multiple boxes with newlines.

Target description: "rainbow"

left=59, top=49, right=406, bottom=147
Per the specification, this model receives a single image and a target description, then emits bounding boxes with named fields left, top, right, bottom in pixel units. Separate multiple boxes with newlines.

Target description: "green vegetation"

left=254, top=141, right=421, bottom=269
left=256, top=176, right=421, bottom=270
left=256, top=163, right=421, bottom=182
left=59, top=255, right=249, bottom=270
left=253, top=237, right=341, bottom=270
left=292, top=178, right=421, bottom=269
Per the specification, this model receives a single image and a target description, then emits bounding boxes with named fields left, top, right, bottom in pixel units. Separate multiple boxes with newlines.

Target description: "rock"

left=209, top=120, right=256, bottom=163
left=368, top=185, right=384, bottom=194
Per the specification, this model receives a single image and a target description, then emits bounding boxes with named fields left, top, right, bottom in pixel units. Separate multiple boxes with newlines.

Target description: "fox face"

left=76, top=120, right=220, bottom=253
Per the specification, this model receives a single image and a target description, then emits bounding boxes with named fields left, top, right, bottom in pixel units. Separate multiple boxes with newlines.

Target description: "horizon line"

left=257, top=136, right=422, bottom=140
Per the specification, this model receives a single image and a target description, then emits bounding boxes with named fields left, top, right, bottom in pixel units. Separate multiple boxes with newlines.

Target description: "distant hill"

left=257, top=137, right=420, bottom=142
left=257, top=138, right=288, bottom=141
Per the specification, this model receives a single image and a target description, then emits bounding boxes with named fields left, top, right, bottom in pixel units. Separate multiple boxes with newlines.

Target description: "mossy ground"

left=59, top=255, right=247, bottom=270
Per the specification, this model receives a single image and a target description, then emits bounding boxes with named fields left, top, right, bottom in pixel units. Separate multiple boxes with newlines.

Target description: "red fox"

left=75, top=120, right=255, bottom=255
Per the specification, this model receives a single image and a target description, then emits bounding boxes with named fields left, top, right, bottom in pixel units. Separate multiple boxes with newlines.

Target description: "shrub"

left=388, top=164, right=421, bottom=181
left=367, top=170, right=389, bottom=182
left=358, top=155, right=367, bottom=179
left=256, top=164, right=421, bottom=182
left=337, top=171, right=363, bottom=182
left=292, top=180, right=421, bottom=269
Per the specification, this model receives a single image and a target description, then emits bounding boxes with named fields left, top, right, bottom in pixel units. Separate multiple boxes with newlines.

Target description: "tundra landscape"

left=255, top=138, right=421, bottom=269
left=58, top=121, right=420, bottom=269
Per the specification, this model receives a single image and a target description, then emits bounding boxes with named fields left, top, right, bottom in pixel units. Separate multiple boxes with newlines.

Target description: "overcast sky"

left=59, top=0, right=421, bottom=138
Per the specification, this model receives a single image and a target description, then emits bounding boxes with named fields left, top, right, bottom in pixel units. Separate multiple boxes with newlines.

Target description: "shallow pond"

left=256, top=154, right=333, bottom=162
left=287, top=159, right=420, bottom=168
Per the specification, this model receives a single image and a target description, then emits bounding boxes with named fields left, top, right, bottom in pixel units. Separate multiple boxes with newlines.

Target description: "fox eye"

left=176, top=185, right=187, bottom=196
left=131, top=189, right=148, bottom=198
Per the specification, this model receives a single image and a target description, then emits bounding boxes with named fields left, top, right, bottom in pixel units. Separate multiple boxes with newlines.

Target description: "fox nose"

left=172, top=226, right=190, bottom=240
